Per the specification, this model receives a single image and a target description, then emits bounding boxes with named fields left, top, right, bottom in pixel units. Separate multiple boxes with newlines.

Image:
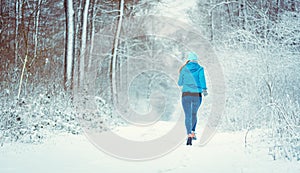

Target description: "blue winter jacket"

left=178, top=62, right=207, bottom=93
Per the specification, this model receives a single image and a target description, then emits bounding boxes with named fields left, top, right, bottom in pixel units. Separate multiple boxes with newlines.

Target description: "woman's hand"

left=202, top=90, right=208, bottom=97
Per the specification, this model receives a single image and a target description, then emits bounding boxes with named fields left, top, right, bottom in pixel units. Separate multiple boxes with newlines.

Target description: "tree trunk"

left=73, top=0, right=82, bottom=90
left=236, top=0, right=246, bottom=28
left=17, top=53, right=28, bottom=99
left=225, top=0, right=233, bottom=26
left=78, top=0, right=90, bottom=88
left=64, top=0, right=75, bottom=91
left=88, top=0, right=98, bottom=71
left=240, top=0, right=247, bottom=30
left=15, top=0, right=20, bottom=64
left=275, top=0, right=280, bottom=17
left=111, top=0, right=124, bottom=104
left=290, top=0, right=296, bottom=12
left=209, top=10, right=214, bottom=41
left=34, top=0, right=42, bottom=61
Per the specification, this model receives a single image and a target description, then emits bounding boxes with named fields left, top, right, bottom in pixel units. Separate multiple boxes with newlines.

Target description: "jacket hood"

left=185, top=62, right=202, bottom=73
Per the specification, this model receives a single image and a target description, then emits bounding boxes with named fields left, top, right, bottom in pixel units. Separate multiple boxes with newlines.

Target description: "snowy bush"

left=190, top=1, right=300, bottom=161
left=74, top=94, right=125, bottom=133
left=245, top=95, right=300, bottom=161
left=0, top=92, right=81, bottom=146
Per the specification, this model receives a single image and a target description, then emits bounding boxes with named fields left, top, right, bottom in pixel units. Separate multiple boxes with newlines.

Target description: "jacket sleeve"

left=199, top=68, right=207, bottom=90
left=178, top=70, right=183, bottom=86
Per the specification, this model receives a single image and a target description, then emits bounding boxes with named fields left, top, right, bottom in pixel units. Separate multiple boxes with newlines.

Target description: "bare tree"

left=78, top=0, right=90, bottom=87
left=110, top=0, right=124, bottom=104
left=33, top=0, right=42, bottom=61
left=64, top=0, right=75, bottom=91
left=14, top=0, right=20, bottom=64
left=88, top=0, right=99, bottom=71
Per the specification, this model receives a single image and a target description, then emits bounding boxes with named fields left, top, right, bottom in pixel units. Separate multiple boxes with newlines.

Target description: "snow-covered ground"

left=1, top=123, right=299, bottom=173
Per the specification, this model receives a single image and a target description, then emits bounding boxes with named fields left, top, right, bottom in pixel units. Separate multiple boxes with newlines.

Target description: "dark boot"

left=186, top=137, right=192, bottom=146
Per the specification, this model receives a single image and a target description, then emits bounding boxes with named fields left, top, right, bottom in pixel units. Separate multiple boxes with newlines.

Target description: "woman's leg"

left=182, top=96, right=192, bottom=135
left=191, top=96, right=202, bottom=132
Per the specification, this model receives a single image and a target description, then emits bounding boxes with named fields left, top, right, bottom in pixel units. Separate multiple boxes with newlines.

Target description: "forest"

left=0, top=0, right=299, bottom=161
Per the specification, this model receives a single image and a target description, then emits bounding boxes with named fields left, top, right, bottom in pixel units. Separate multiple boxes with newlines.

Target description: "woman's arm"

left=199, top=67, right=207, bottom=90
left=178, top=70, right=184, bottom=86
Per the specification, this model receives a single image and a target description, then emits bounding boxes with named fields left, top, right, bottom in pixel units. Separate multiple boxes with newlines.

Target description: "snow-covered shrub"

left=0, top=91, right=81, bottom=146
left=74, top=94, right=122, bottom=133
left=205, top=13, right=299, bottom=160
left=264, top=93, right=300, bottom=161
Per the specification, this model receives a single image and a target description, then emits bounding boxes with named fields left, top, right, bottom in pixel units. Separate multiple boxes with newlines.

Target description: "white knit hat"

left=187, top=52, right=198, bottom=61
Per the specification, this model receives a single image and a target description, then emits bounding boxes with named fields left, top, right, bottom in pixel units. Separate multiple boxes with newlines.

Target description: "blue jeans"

left=182, top=96, right=202, bottom=135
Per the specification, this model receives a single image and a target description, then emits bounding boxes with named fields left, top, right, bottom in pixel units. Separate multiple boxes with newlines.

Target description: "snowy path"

left=1, top=128, right=299, bottom=173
